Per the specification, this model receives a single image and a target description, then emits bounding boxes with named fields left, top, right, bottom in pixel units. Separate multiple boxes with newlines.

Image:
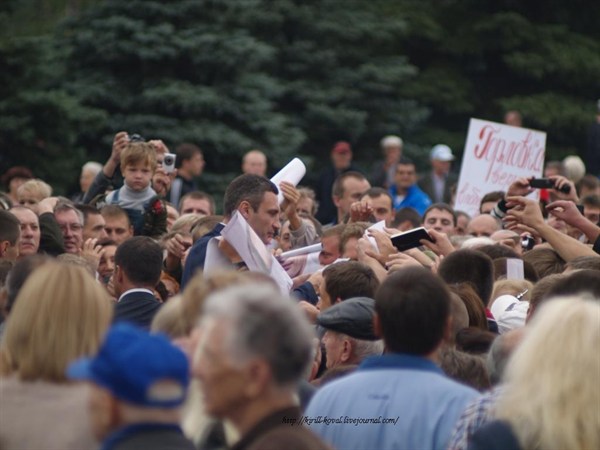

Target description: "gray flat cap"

left=316, top=297, right=378, bottom=340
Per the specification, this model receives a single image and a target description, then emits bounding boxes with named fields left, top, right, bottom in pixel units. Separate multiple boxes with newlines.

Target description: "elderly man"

left=9, top=206, right=40, bottom=257
left=193, top=283, right=330, bottom=450
left=467, top=214, right=501, bottom=238
left=317, top=297, right=384, bottom=370
left=68, top=323, right=194, bottom=450
left=370, top=135, right=403, bottom=189
left=306, top=267, right=478, bottom=450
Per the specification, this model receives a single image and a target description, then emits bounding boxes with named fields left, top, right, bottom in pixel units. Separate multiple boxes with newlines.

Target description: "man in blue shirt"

left=389, top=157, right=432, bottom=215
left=306, top=266, right=479, bottom=450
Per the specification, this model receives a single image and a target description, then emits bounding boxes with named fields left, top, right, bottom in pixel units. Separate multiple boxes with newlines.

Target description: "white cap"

left=381, top=135, right=403, bottom=148
left=491, top=295, right=529, bottom=334
left=430, top=144, right=454, bottom=161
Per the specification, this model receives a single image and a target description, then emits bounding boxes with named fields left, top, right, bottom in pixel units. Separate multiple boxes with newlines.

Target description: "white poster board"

left=454, top=118, right=546, bottom=217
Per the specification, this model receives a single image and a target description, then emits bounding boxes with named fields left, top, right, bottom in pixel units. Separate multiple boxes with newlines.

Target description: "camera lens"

left=164, top=156, right=174, bottom=165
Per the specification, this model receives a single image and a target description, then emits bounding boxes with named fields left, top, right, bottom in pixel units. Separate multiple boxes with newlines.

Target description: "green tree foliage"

left=2, top=0, right=598, bottom=195
left=397, top=0, right=600, bottom=160
left=54, top=0, right=425, bottom=183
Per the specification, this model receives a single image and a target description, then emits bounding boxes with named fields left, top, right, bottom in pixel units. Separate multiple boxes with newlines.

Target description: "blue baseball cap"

left=67, top=323, right=189, bottom=407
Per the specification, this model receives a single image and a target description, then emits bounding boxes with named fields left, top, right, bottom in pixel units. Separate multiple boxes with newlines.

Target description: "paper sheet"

left=280, top=243, right=323, bottom=259
left=204, top=211, right=293, bottom=294
left=270, top=158, right=306, bottom=205
left=365, top=220, right=386, bottom=254
left=506, top=258, right=524, bottom=280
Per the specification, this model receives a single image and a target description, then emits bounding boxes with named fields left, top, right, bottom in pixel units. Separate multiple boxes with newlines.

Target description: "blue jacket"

left=306, top=353, right=479, bottom=450
left=389, top=184, right=432, bottom=215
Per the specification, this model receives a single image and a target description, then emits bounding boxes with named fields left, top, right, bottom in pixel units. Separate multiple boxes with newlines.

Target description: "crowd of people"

left=0, top=128, right=599, bottom=450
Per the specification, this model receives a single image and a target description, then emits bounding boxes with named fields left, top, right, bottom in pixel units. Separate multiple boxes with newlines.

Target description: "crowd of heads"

left=0, top=130, right=599, bottom=450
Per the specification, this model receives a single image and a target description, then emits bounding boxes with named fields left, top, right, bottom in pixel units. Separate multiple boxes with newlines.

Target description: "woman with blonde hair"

left=469, top=297, right=600, bottom=450
left=0, top=262, right=112, bottom=450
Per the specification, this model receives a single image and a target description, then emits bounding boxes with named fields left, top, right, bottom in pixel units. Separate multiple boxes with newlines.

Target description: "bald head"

left=468, top=214, right=500, bottom=238
left=242, top=150, right=267, bottom=176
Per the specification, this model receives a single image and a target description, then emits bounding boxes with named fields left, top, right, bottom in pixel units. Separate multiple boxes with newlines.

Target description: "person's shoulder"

left=249, top=426, right=331, bottom=450
left=307, top=371, right=370, bottom=407
left=105, top=189, right=117, bottom=202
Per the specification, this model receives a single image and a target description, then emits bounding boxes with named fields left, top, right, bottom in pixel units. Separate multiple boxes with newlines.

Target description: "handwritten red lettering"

left=472, top=126, right=544, bottom=182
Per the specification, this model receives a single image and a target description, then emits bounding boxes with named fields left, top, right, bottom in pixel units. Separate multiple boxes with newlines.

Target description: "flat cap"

left=316, top=297, right=378, bottom=340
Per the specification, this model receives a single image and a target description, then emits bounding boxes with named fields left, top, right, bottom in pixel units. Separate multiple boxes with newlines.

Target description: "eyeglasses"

left=58, top=223, right=83, bottom=232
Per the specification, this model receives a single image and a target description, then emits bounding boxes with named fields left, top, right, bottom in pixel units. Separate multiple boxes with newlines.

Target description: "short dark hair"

left=397, top=156, right=414, bottom=167
left=392, top=207, right=421, bottom=228
left=477, top=244, right=519, bottom=261
left=479, top=191, right=505, bottom=211
left=422, top=203, right=457, bottom=226
left=75, top=204, right=101, bottom=224
left=578, top=175, right=599, bottom=194
left=114, top=236, right=162, bottom=286
left=0, top=210, right=21, bottom=245
left=361, top=187, right=392, bottom=204
left=100, top=204, right=131, bottom=225
left=179, top=191, right=216, bottom=215
left=322, top=261, right=379, bottom=301
left=581, top=194, right=600, bottom=208
left=4, top=255, right=51, bottom=313
left=438, top=249, right=494, bottom=306
left=175, top=143, right=202, bottom=168
left=223, top=174, right=278, bottom=218
left=376, top=267, right=450, bottom=355
left=332, top=171, right=367, bottom=199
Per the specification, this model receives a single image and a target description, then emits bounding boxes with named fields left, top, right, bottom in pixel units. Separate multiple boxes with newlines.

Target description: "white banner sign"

left=455, top=118, right=546, bottom=217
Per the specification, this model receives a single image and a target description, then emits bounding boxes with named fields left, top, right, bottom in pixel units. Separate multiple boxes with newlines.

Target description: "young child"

left=17, top=179, right=52, bottom=215
left=104, top=142, right=166, bottom=237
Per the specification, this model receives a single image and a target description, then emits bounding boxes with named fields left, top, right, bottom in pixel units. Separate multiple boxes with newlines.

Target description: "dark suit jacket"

left=231, top=406, right=331, bottom=450
left=114, top=290, right=161, bottom=331
left=418, top=172, right=458, bottom=205
left=181, top=222, right=225, bottom=289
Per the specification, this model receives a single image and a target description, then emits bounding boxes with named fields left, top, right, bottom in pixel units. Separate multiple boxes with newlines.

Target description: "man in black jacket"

left=113, top=236, right=162, bottom=330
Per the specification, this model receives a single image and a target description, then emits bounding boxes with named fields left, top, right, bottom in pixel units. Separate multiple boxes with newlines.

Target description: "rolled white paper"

left=270, top=158, right=306, bottom=205
left=280, top=243, right=323, bottom=259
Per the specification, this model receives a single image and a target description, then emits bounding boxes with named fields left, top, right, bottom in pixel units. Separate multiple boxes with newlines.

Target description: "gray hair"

left=54, top=199, right=84, bottom=225
left=202, top=283, right=314, bottom=388
left=350, top=338, right=384, bottom=363
left=81, top=161, right=103, bottom=175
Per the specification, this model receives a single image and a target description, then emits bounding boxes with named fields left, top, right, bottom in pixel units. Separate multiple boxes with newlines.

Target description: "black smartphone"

left=529, top=178, right=570, bottom=194
left=390, top=227, right=434, bottom=252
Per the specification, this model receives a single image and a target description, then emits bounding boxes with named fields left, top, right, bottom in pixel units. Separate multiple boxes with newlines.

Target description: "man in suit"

left=418, top=145, right=458, bottom=205
left=181, top=174, right=280, bottom=288
left=113, top=236, right=162, bottom=330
